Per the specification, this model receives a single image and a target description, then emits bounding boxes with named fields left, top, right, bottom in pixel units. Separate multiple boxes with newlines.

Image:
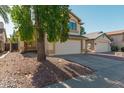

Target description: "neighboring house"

left=106, top=30, right=124, bottom=49
left=83, top=32, right=111, bottom=52
left=0, top=22, right=7, bottom=52
left=18, top=12, right=88, bottom=55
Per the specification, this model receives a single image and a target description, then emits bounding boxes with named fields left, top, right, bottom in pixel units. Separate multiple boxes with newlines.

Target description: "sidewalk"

left=88, top=52, right=124, bottom=61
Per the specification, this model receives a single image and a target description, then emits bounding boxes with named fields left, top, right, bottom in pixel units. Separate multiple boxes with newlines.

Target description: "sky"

left=1, top=5, right=124, bottom=37
left=70, top=5, right=124, bottom=33
left=0, top=14, right=14, bottom=37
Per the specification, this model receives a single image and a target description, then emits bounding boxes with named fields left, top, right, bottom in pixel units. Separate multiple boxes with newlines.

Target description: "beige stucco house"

left=83, top=32, right=111, bottom=52
left=0, top=22, right=7, bottom=52
left=106, top=30, right=124, bottom=49
left=18, top=12, right=88, bottom=55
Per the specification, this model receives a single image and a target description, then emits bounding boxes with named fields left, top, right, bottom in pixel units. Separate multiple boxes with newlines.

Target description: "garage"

left=95, top=42, right=111, bottom=52
left=55, top=39, right=81, bottom=55
left=84, top=32, right=111, bottom=53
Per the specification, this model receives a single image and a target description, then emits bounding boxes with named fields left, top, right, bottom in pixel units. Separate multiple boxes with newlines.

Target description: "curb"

left=0, top=51, right=10, bottom=59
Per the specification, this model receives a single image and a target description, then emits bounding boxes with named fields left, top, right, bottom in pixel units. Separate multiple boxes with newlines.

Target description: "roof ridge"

left=85, top=31, right=103, bottom=35
left=107, top=29, right=124, bottom=33
left=83, top=31, right=104, bottom=39
left=106, top=29, right=124, bottom=35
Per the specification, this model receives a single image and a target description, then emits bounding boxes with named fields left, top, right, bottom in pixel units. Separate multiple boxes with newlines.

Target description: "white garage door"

left=55, top=39, right=81, bottom=55
left=95, top=42, right=110, bottom=52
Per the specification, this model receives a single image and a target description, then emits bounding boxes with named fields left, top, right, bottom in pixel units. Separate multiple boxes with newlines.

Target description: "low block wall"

left=115, top=52, right=124, bottom=57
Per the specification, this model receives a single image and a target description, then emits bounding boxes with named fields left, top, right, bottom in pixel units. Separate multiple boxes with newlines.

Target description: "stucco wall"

left=0, top=30, right=6, bottom=43
left=0, top=30, right=6, bottom=51
left=109, top=34, right=124, bottom=49
left=0, top=22, right=6, bottom=51
left=86, top=39, right=94, bottom=52
left=0, top=41, right=4, bottom=51
left=95, top=34, right=111, bottom=44
left=94, top=35, right=111, bottom=52
left=18, top=41, right=24, bottom=52
left=86, top=34, right=111, bottom=52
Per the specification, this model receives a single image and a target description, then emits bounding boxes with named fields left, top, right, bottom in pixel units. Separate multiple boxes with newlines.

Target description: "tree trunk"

left=37, top=31, right=46, bottom=62
left=34, top=6, right=46, bottom=62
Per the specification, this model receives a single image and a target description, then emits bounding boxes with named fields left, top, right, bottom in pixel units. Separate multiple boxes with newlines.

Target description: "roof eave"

left=69, top=35, right=88, bottom=39
left=70, top=11, right=81, bottom=22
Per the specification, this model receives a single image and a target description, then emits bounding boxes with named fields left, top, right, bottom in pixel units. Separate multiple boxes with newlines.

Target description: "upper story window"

left=68, top=20, right=77, bottom=30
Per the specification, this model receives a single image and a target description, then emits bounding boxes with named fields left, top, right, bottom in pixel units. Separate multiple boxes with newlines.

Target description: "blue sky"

left=70, top=5, right=124, bottom=33
left=1, top=5, right=124, bottom=37
left=0, top=14, right=14, bottom=37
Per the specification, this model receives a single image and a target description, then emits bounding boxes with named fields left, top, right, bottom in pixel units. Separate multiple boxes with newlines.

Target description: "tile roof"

left=106, top=30, right=124, bottom=35
left=83, top=31, right=104, bottom=39
left=69, top=34, right=87, bottom=38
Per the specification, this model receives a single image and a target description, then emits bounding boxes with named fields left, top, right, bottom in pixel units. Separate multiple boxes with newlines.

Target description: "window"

left=68, top=20, right=77, bottom=30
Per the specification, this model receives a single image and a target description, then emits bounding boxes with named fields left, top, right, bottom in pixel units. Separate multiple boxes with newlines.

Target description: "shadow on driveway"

left=31, top=58, right=93, bottom=87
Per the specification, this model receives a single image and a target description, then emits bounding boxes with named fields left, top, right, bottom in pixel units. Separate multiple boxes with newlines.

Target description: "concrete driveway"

left=45, top=54, right=124, bottom=88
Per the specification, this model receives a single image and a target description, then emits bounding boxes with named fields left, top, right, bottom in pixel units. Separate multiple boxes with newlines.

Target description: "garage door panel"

left=55, top=40, right=81, bottom=55
left=95, top=42, right=110, bottom=52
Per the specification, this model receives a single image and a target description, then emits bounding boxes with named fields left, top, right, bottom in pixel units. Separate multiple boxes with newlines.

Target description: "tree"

left=0, top=5, right=10, bottom=23
left=10, top=30, right=19, bottom=43
left=11, top=5, right=70, bottom=62
left=80, top=26, right=86, bottom=35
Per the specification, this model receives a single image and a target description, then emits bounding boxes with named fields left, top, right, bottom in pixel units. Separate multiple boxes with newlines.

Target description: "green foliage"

left=10, top=30, right=18, bottom=43
left=111, top=45, right=119, bottom=52
left=11, top=6, right=34, bottom=41
left=80, top=26, right=86, bottom=35
left=11, top=5, right=70, bottom=42
left=121, top=47, right=124, bottom=52
left=0, top=5, right=10, bottom=23
left=44, top=6, right=70, bottom=42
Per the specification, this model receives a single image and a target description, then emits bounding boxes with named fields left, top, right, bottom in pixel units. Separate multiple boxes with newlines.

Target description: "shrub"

left=121, top=47, right=124, bottom=52
left=111, top=46, right=119, bottom=52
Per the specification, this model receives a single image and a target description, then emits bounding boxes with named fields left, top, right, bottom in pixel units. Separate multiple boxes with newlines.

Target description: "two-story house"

left=0, top=22, right=7, bottom=52
left=18, top=12, right=88, bottom=55
left=106, top=30, right=124, bottom=49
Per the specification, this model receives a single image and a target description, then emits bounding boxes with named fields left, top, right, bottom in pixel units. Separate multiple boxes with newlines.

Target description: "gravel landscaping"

left=0, top=52, right=93, bottom=88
